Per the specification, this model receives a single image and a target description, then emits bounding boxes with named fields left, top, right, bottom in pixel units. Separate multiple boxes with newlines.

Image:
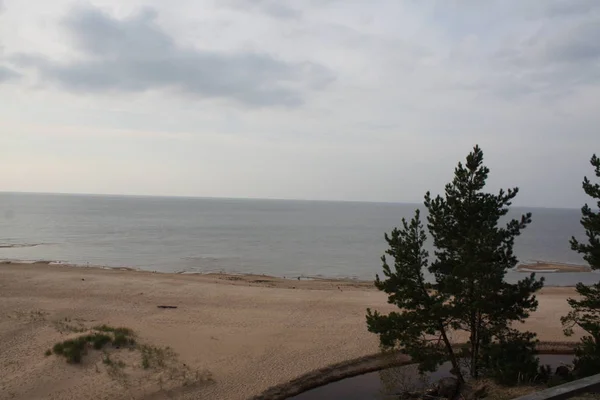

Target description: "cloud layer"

left=0, top=65, right=18, bottom=81
left=1, top=0, right=600, bottom=207
left=12, top=4, right=333, bottom=106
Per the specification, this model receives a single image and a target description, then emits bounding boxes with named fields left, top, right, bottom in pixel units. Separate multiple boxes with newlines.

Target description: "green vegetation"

left=94, top=324, right=134, bottom=336
left=562, top=154, right=600, bottom=378
left=94, top=325, right=136, bottom=347
left=570, top=154, right=600, bottom=269
left=102, top=352, right=125, bottom=368
left=49, top=325, right=135, bottom=363
left=11, top=309, right=48, bottom=322
left=479, top=330, right=547, bottom=386
left=366, top=145, right=544, bottom=388
left=139, top=344, right=176, bottom=369
left=45, top=321, right=213, bottom=392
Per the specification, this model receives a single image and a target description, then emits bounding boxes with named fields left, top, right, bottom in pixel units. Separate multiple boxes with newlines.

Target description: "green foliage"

left=479, top=330, right=541, bottom=386
left=367, top=145, right=544, bottom=384
left=366, top=210, right=454, bottom=376
left=53, top=337, right=88, bottom=363
left=94, top=325, right=134, bottom=337
left=44, top=349, right=52, bottom=356
left=572, top=335, right=600, bottom=378
left=139, top=344, right=175, bottom=370
left=113, top=332, right=136, bottom=347
left=563, top=154, right=600, bottom=378
left=538, top=364, right=553, bottom=384
left=570, top=154, right=600, bottom=269
left=89, top=333, right=112, bottom=350
left=50, top=325, right=135, bottom=363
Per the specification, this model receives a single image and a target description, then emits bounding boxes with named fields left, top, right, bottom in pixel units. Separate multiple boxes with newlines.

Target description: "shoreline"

left=0, top=260, right=376, bottom=291
left=0, top=259, right=592, bottom=288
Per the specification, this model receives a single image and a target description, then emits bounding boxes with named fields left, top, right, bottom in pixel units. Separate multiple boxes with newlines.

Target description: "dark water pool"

left=288, top=355, right=574, bottom=400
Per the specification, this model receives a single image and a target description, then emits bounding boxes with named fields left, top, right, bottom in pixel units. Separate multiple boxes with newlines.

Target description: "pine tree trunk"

left=470, top=328, right=477, bottom=378
left=470, top=312, right=479, bottom=379
left=474, top=311, right=482, bottom=379
left=439, top=323, right=465, bottom=385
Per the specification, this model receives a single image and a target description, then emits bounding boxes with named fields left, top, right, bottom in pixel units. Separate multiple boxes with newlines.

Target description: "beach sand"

left=0, top=262, right=585, bottom=400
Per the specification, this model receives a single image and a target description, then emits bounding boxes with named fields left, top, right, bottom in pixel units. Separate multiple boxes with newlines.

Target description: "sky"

left=0, top=0, right=599, bottom=208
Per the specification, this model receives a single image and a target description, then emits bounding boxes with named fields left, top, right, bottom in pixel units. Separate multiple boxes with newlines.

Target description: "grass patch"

left=113, top=332, right=136, bottom=347
left=94, top=324, right=134, bottom=336
left=139, top=344, right=176, bottom=369
left=94, top=325, right=136, bottom=347
left=138, top=344, right=215, bottom=391
left=89, top=333, right=113, bottom=350
left=53, top=337, right=88, bottom=363
left=50, top=325, right=135, bottom=363
left=102, top=352, right=126, bottom=368
left=12, top=309, right=48, bottom=322
left=102, top=351, right=128, bottom=383
left=47, top=324, right=214, bottom=392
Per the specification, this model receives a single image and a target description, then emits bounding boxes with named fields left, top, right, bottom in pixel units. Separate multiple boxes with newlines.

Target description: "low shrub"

left=480, top=330, right=542, bottom=386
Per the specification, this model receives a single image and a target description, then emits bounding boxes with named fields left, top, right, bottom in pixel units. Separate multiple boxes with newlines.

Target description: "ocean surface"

left=0, top=192, right=597, bottom=286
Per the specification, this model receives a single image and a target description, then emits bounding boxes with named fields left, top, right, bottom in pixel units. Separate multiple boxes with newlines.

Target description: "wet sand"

left=0, top=262, right=584, bottom=400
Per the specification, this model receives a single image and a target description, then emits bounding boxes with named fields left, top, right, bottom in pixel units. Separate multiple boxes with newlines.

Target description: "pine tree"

left=425, top=145, right=544, bottom=379
left=367, top=145, right=544, bottom=384
left=570, top=154, right=600, bottom=268
left=366, top=210, right=463, bottom=382
left=562, top=154, right=600, bottom=377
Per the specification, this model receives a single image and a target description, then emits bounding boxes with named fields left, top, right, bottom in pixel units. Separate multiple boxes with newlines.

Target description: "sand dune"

left=0, top=262, right=584, bottom=400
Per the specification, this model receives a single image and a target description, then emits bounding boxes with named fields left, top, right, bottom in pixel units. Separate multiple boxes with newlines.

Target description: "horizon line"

left=0, top=190, right=582, bottom=211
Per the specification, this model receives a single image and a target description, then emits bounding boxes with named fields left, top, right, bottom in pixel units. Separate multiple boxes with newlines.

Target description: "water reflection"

left=289, top=355, right=573, bottom=400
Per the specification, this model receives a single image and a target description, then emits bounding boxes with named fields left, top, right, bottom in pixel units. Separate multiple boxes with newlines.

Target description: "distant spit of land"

left=516, top=261, right=591, bottom=273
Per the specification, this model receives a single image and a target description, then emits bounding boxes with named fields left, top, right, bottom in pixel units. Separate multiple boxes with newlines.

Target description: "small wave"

left=0, top=259, right=59, bottom=265
left=0, top=259, right=142, bottom=272
left=182, top=255, right=241, bottom=261
left=0, top=243, right=46, bottom=249
left=1, top=259, right=43, bottom=264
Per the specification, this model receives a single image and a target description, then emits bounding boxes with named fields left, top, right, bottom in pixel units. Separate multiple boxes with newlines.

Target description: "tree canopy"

left=367, top=145, right=544, bottom=385
left=562, top=154, right=600, bottom=377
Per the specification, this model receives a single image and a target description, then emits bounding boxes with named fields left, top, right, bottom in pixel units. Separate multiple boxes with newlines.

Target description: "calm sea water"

left=0, top=192, right=596, bottom=285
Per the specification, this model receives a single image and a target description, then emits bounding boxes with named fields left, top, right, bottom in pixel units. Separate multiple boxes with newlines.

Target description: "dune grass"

left=49, top=325, right=136, bottom=363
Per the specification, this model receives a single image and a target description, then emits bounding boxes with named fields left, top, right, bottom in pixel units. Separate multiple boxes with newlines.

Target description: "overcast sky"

left=1, top=0, right=599, bottom=208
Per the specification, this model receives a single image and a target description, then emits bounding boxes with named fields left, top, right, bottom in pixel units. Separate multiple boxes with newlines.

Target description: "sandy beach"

left=0, top=262, right=584, bottom=400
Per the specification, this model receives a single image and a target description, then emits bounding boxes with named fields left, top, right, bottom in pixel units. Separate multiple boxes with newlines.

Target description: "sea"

left=0, top=192, right=597, bottom=286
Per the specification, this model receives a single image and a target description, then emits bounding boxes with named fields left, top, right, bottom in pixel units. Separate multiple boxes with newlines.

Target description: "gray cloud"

left=224, top=0, right=302, bottom=19
left=12, top=4, right=332, bottom=106
left=479, top=6, right=600, bottom=100
left=539, top=21, right=600, bottom=64
left=0, top=65, right=19, bottom=82
left=541, top=0, right=600, bottom=18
